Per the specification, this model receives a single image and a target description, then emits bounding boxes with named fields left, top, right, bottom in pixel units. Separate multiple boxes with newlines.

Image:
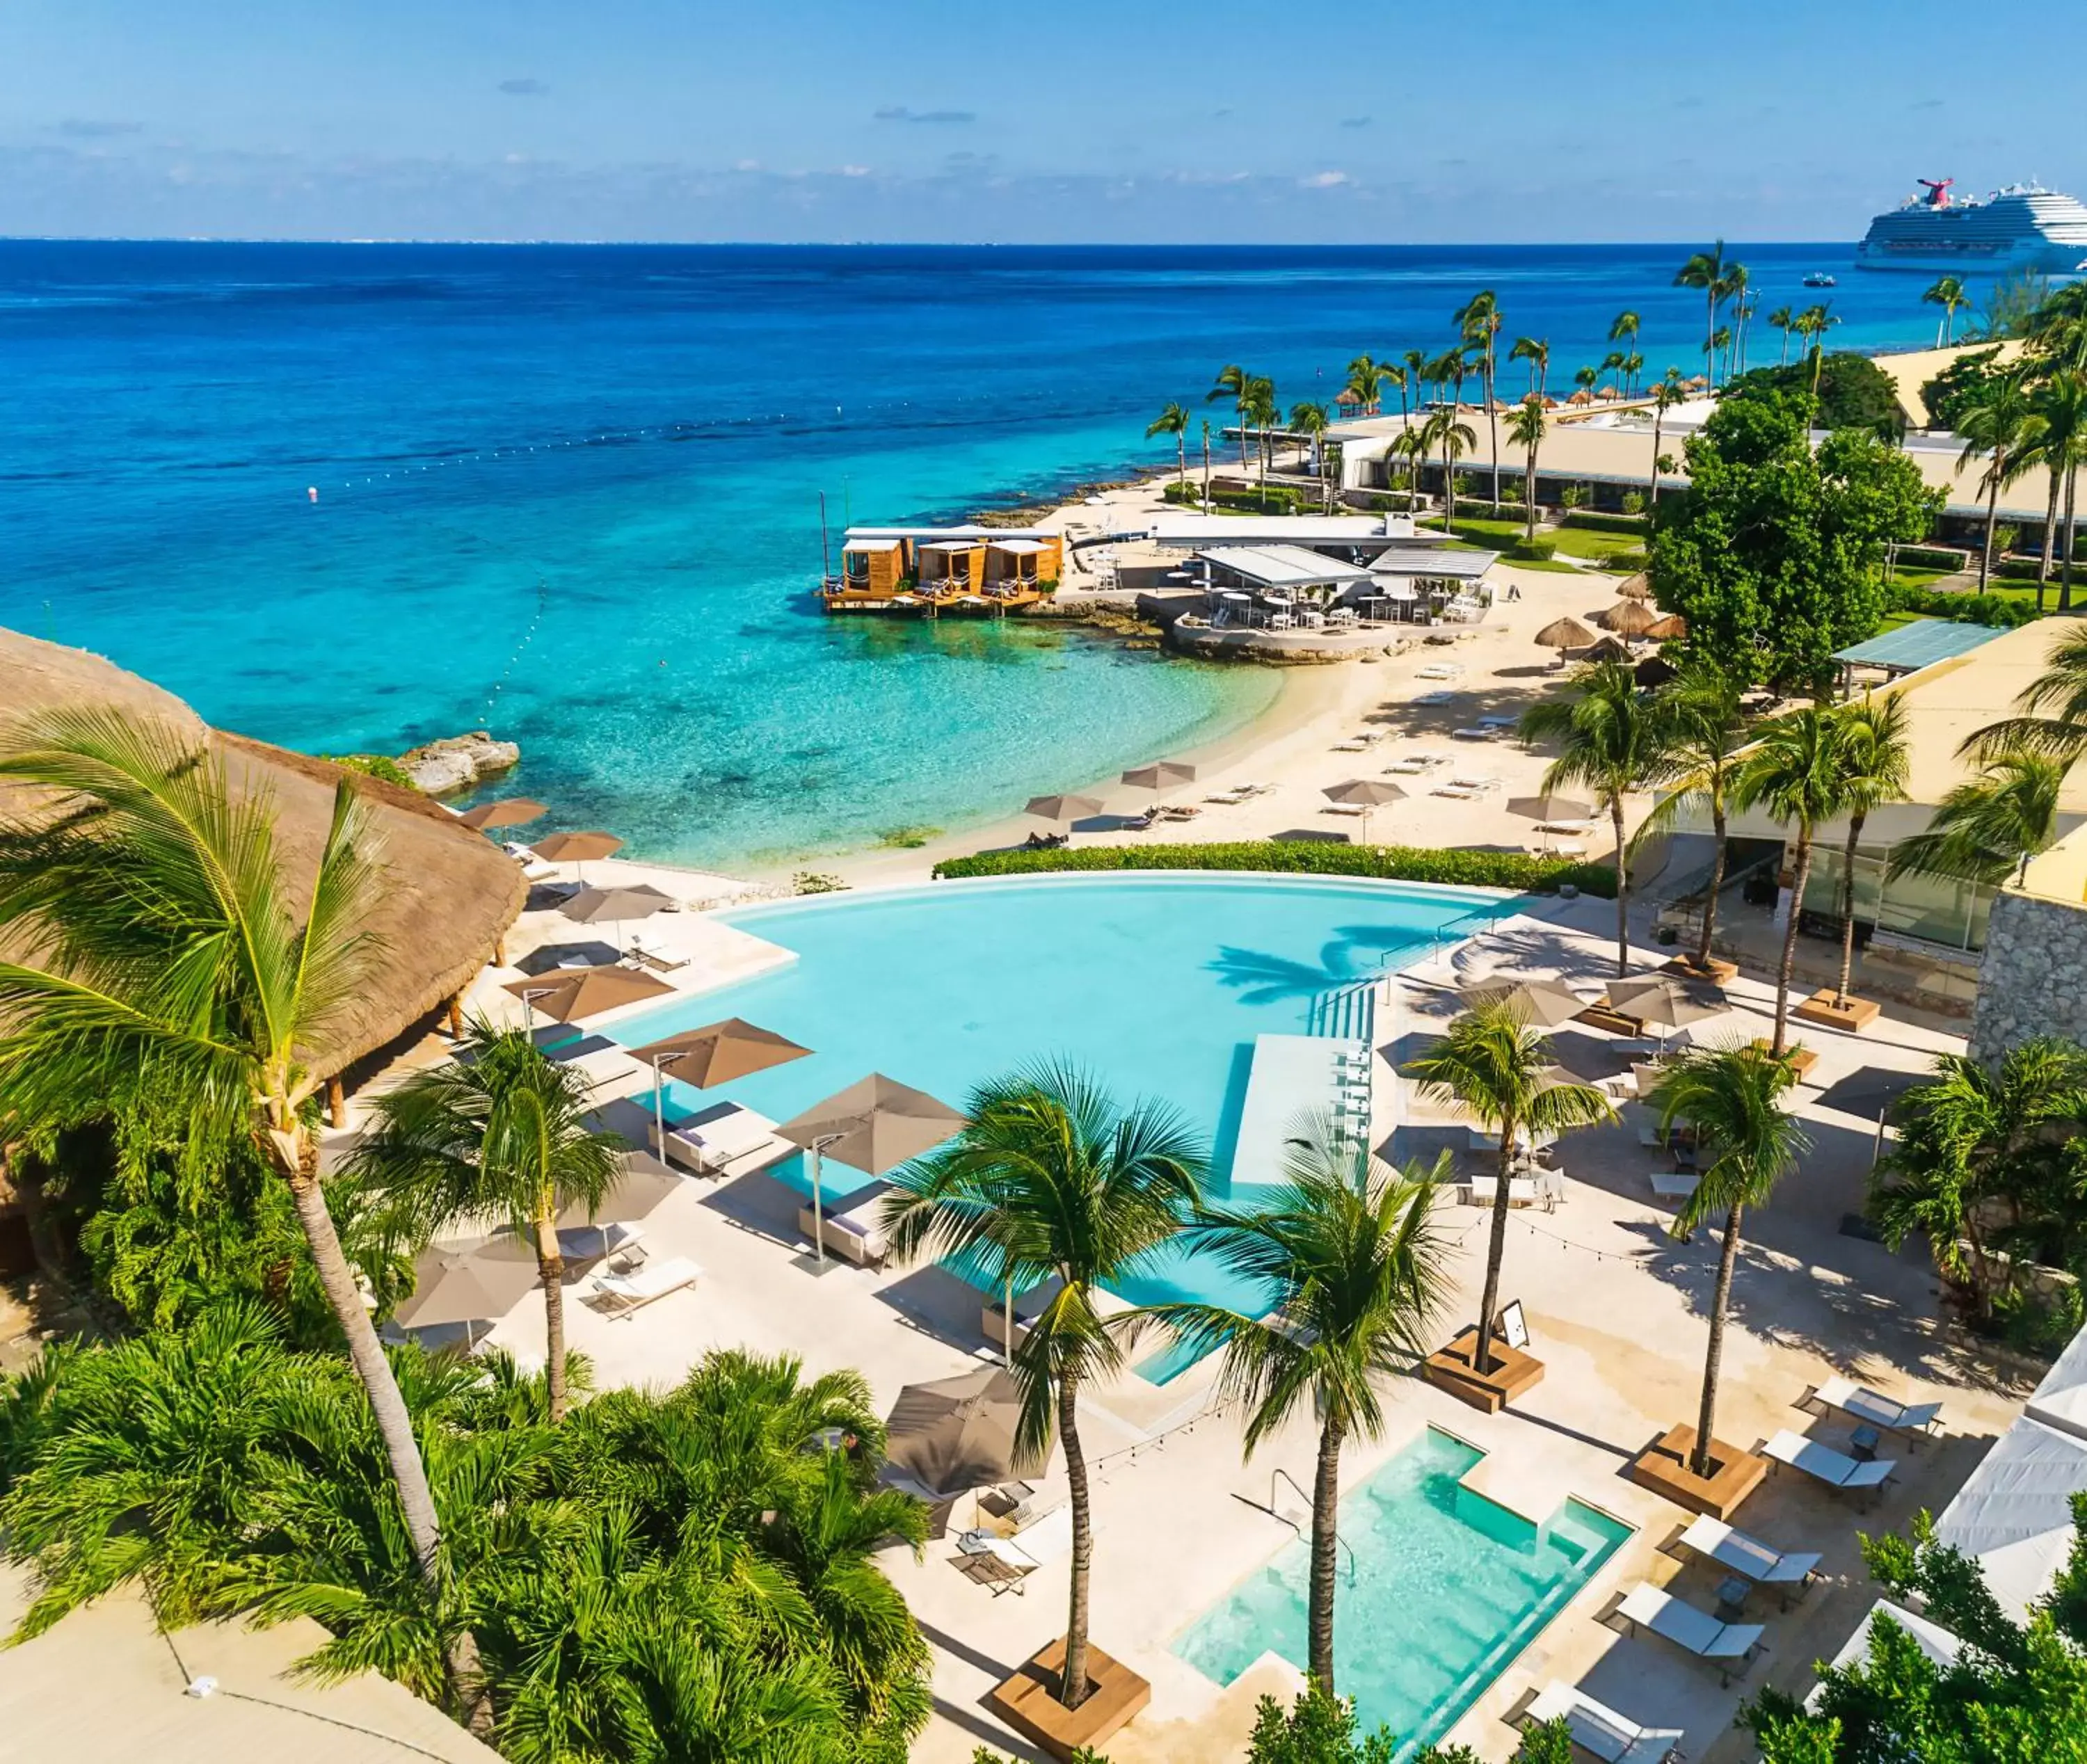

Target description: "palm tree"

left=1509, top=334, right=1550, bottom=401
left=1924, top=275, right=1969, bottom=348
left=1647, top=1045, right=1807, bottom=1479
left=1634, top=665, right=1750, bottom=972
left=1674, top=241, right=1727, bottom=383
left=1608, top=310, right=1641, bottom=392
left=1572, top=364, right=1599, bottom=401
left=1796, top=304, right=1839, bottom=394
left=1391, top=426, right=1429, bottom=503
left=1716, top=265, right=1750, bottom=379
left=1425, top=407, right=1477, bottom=527
left=0, top=711, right=463, bottom=1671
left=349, top=1020, right=625, bottom=1422
left=1402, top=348, right=1428, bottom=419
left=1647, top=371, right=1685, bottom=509
left=1242, top=375, right=1280, bottom=478
left=879, top=1062, right=1204, bottom=1712
left=1519, top=660, right=1674, bottom=977
left=1505, top=396, right=1547, bottom=540
left=2024, top=369, right=2087, bottom=609
left=1208, top=364, right=1256, bottom=477
left=1405, top=1008, right=1612, bottom=1377
left=1455, top=289, right=1503, bottom=509
left=1384, top=360, right=1410, bottom=425
left=1768, top=305, right=1795, bottom=366
left=1344, top=354, right=1388, bottom=417
left=1957, top=367, right=2042, bottom=589
left=1870, top=1041, right=2087, bottom=1321
left=1733, top=708, right=1848, bottom=1055
left=1135, top=1129, right=1452, bottom=1694
left=1600, top=350, right=1628, bottom=392
left=1622, top=350, right=1646, bottom=395
left=1290, top=400, right=1334, bottom=511
left=1966, top=623, right=2087, bottom=763
left=1889, top=751, right=2066, bottom=889
left=1146, top=401, right=1190, bottom=489
left=1704, top=328, right=1732, bottom=383
left=1825, top=697, right=1911, bottom=1011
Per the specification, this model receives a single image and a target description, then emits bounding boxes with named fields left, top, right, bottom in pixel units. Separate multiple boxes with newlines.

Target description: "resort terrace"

left=825, top=524, right=1066, bottom=615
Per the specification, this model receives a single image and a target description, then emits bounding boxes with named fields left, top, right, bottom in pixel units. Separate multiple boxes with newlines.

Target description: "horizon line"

left=0, top=232, right=1862, bottom=250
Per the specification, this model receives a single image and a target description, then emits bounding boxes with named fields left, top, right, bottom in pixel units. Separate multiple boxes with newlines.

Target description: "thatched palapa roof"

left=0, top=628, right=527, bottom=1080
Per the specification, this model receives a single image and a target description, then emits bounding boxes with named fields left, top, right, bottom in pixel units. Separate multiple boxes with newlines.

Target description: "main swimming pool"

left=609, top=873, right=1510, bottom=1324
left=1175, top=1427, right=1632, bottom=1758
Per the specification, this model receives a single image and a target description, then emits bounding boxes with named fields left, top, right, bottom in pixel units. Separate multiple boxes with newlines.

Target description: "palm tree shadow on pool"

left=1208, top=928, right=1436, bottom=1004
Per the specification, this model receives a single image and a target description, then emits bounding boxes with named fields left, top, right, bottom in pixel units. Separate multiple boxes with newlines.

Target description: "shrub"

left=1892, top=544, right=1969, bottom=572
left=1508, top=537, right=1558, bottom=561
left=1162, top=480, right=1312, bottom=515
left=1559, top=508, right=1647, bottom=534
left=932, top=841, right=1616, bottom=896
left=1600, top=549, right=1648, bottom=572
left=792, top=871, right=849, bottom=894
left=324, top=753, right=419, bottom=790
left=1725, top=353, right=1905, bottom=439
left=1884, top=582, right=2039, bottom=627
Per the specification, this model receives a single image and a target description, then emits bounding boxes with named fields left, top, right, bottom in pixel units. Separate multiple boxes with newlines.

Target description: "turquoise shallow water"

left=1176, top=1427, right=1633, bottom=1758
left=607, top=873, right=1510, bottom=1317
left=0, top=240, right=1937, bottom=866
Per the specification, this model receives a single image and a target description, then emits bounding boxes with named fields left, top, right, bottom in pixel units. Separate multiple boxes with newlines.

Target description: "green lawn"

left=1421, top=515, right=1645, bottom=562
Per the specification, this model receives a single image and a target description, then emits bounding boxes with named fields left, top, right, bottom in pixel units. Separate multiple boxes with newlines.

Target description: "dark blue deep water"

left=0, top=240, right=1936, bottom=863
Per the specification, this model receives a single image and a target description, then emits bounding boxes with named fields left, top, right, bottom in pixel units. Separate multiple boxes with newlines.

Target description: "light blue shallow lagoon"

left=607, top=873, right=1510, bottom=1323
left=1176, top=1427, right=1633, bottom=1758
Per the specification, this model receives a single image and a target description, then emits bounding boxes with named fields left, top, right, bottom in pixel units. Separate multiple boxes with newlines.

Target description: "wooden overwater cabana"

left=822, top=525, right=1066, bottom=616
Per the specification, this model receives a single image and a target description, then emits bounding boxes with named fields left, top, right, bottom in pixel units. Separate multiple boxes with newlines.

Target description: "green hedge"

left=1508, top=537, right=1558, bottom=561
left=1560, top=509, right=1648, bottom=534
left=1884, top=582, right=2040, bottom=627
left=1894, top=544, right=1969, bottom=571
left=932, top=841, right=1617, bottom=895
left=1162, top=480, right=1313, bottom=515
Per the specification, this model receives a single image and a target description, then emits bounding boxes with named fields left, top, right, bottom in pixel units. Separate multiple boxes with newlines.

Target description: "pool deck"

left=322, top=888, right=2029, bottom=1763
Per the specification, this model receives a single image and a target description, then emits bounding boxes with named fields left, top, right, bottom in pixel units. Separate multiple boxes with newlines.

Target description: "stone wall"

left=1968, top=888, right=2087, bottom=1062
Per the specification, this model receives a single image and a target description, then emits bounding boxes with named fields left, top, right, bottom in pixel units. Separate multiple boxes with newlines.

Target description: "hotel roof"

left=1833, top=618, right=2011, bottom=675
left=842, top=524, right=1055, bottom=543
left=1146, top=514, right=1424, bottom=548
left=1197, top=544, right=1377, bottom=588
left=1368, top=545, right=1496, bottom=580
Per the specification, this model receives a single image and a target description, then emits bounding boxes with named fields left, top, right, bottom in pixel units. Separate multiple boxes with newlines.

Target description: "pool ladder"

left=1268, top=1468, right=1357, bottom=1586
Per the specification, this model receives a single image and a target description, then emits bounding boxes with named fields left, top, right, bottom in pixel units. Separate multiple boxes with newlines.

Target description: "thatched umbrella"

left=503, top=964, right=672, bottom=1026
left=1324, top=777, right=1406, bottom=840
left=1598, top=598, right=1661, bottom=637
left=1595, top=385, right=1624, bottom=401
left=1643, top=614, right=1688, bottom=641
left=1587, top=636, right=1632, bottom=663
left=1635, top=654, right=1679, bottom=689
left=627, top=1019, right=812, bottom=1154
left=1121, top=760, right=1197, bottom=792
left=776, top=1075, right=966, bottom=1265
left=1617, top=575, right=1654, bottom=601
left=1565, top=389, right=1594, bottom=406
left=458, top=797, right=547, bottom=832
left=1534, top=616, right=1599, bottom=655
left=0, top=630, right=527, bottom=1090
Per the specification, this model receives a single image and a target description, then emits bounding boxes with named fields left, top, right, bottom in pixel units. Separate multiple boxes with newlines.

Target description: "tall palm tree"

left=1622, top=350, right=1646, bottom=395
left=1633, top=665, right=1750, bottom=972
left=2024, top=369, right=2087, bottom=609
left=1401, top=348, right=1428, bottom=419
left=1505, top=396, right=1547, bottom=539
left=1455, top=290, right=1503, bottom=509
left=1924, top=275, right=1969, bottom=348
left=1608, top=310, right=1641, bottom=392
left=1647, top=1045, right=1807, bottom=1479
left=1405, top=1009, right=1612, bottom=1377
left=1647, top=371, right=1686, bottom=508
left=879, top=1062, right=1204, bottom=1712
left=1146, top=401, right=1190, bottom=489
left=1424, top=407, right=1477, bottom=527
left=1600, top=350, right=1629, bottom=392
left=1733, top=708, right=1848, bottom=1055
left=1384, top=360, right=1410, bottom=425
left=1966, top=622, right=2087, bottom=764
left=1768, top=305, right=1795, bottom=366
left=1242, top=375, right=1280, bottom=477
left=1716, top=265, right=1750, bottom=379
left=1825, top=696, right=1912, bottom=1011
left=1519, top=660, right=1674, bottom=977
left=1957, top=367, right=2042, bottom=589
left=1344, top=354, right=1387, bottom=417
left=1889, top=751, right=2066, bottom=890
left=1290, top=400, right=1334, bottom=511
left=1572, top=364, right=1599, bottom=401
left=1391, top=426, right=1429, bottom=503
left=349, top=1020, right=624, bottom=1422
left=1135, top=1130, right=1452, bottom=1694
left=1704, top=327, right=1732, bottom=383
left=1509, top=334, right=1550, bottom=401
left=1797, top=304, right=1839, bottom=394
left=0, top=709, right=468, bottom=1697
left=1208, top=364, right=1256, bottom=477
left=1674, top=241, right=1727, bottom=383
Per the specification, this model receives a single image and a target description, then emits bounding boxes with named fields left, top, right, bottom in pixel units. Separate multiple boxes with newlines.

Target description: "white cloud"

left=839, top=164, right=872, bottom=177
left=1299, top=170, right=1350, bottom=189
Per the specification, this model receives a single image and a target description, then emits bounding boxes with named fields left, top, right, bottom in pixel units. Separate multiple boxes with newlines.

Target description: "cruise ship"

left=1856, top=178, right=2087, bottom=275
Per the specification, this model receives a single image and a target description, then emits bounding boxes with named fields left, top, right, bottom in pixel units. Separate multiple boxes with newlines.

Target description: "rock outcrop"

left=397, top=731, right=521, bottom=796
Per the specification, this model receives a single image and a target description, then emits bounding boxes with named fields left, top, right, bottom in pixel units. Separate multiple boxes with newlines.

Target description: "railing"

left=1268, top=1467, right=1357, bottom=1585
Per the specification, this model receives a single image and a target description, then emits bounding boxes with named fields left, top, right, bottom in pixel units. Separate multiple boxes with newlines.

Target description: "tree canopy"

left=1726, top=353, right=1905, bottom=439
left=1647, top=388, right=1940, bottom=693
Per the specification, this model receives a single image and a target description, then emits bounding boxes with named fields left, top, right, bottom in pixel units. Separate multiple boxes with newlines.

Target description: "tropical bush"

left=1507, top=536, right=1558, bottom=561
left=1724, top=353, right=1905, bottom=439
left=1919, top=345, right=2011, bottom=431
left=1162, top=479, right=1313, bottom=515
left=932, top=842, right=1616, bottom=896
left=1884, top=582, right=2040, bottom=627
left=1558, top=508, right=1647, bottom=534
left=1890, top=543, right=1972, bottom=572
left=325, top=752, right=422, bottom=790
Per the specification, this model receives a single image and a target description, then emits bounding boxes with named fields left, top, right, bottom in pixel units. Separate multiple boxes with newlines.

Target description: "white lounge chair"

left=1805, top=1376, right=1942, bottom=1440
left=1434, top=784, right=1482, bottom=800
left=590, top=1254, right=701, bottom=1318
left=653, top=1105, right=792, bottom=1176
left=1323, top=803, right=1368, bottom=817
left=796, top=1197, right=890, bottom=1267
left=1413, top=689, right=1456, bottom=706
left=502, top=840, right=560, bottom=881
left=1617, top=1582, right=1764, bottom=1684
left=1451, top=726, right=1496, bottom=741
left=1677, top=1516, right=1822, bottom=1603
left=1416, top=662, right=1466, bottom=680
left=1764, top=1429, right=1897, bottom=1499
left=1523, top=1681, right=1685, bottom=1763
left=626, top=931, right=691, bottom=972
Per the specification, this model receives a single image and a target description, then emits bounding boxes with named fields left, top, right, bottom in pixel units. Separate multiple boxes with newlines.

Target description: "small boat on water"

left=1803, top=272, right=1838, bottom=287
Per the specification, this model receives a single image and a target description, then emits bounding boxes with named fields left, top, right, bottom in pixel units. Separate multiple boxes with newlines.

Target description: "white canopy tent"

left=1933, top=1415, right=2087, bottom=1621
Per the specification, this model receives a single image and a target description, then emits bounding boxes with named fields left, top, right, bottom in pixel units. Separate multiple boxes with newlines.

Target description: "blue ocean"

left=0, top=241, right=1941, bottom=866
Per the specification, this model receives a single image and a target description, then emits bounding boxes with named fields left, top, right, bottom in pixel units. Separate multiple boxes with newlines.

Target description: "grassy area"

left=1423, top=515, right=1643, bottom=564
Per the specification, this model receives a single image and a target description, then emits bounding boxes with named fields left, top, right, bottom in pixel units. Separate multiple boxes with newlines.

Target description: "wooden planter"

left=1423, top=1324, right=1545, bottom=1413
left=1628, top=1423, right=1768, bottom=1519
left=985, top=1637, right=1153, bottom=1761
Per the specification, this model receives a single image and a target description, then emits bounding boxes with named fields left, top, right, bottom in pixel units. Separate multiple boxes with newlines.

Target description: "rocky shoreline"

left=397, top=730, right=520, bottom=794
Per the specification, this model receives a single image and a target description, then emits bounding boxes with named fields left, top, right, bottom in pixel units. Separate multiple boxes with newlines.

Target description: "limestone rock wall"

left=1968, top=889, right=2087, bottom=1062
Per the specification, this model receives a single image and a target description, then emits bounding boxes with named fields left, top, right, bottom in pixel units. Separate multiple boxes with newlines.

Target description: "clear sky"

left=1, top=0, right=2075, bottom=243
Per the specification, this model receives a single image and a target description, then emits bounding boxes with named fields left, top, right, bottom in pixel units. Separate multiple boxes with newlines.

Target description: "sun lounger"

left=1434, top=784, right=1482, bottom=800
left=1451, top=726, right=1497, bottom=741
left=502, top=841, right=560, bottom=881
left=1478, top=714, right=1519, bottom=730
left=626, top=931, right=691, bottom=972
left=1413, top=689, right=1456, bottom=706
left=1649, top=1169, right=1700, bottom=1202
left=1764, top=1429, right=1897, bottom=1498
left=1523, top=1681, right=1685, bottom=1763
left=954, top=1530, right=1040, bottom=1596
left=1803, top=1376, right=1942, bottom=1440
left=1677, top=1516, right=1821, bottom=1603
left=1322, top=803, right=1368, bottom=817
left=1446, top=775, right=1500, bottom=791
left=1155, top=803, right=1201, bottom=821
left=1617, top=1583, right=1764, bottom=1684
left=589, top=1254, right=701, bottom=1317
left=653, top=1105, right=791, bottom=1176
left=796, top=1196, right=890, bottom=1267
left=1416, top=662, right=1466, bottom=680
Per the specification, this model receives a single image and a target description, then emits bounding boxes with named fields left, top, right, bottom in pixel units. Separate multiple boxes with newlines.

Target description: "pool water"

left=1174, top=1427, right=1632, bottom=1758
left=609, top=874, right=1508, bottom=1328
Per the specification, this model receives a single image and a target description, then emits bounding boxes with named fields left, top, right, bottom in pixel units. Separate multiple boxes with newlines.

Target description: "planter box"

left=986, top=1637, right=1152, bottom=1762
left=1629, top=1423, right=1769, bottom=1519
left=1793, top=990, right=1882, bottom=1033
left=1423, top=1324, right=1545, bottom=1414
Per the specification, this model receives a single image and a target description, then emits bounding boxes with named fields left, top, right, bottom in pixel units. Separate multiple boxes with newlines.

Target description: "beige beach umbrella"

left=458, top=797, right=548, bottom=831
left=1642, top=614, right=1688, bottom=641
left=532, top=828, right=624, bottom=885
left=1598, top=598, right=1660, bottom=637
left=1025, top=793, right=1105, bottom=822
left=1608, top=975, right=1728, bottom=1032
left=1506, top=792, right=1592, bottom=825
left=503, top=964, right=673, bottom=1026
left=1325, top=777, right=1405, bottom=841
left=561, top=882, right=675, bottom=952
left=392, top=1246, right=541, bottom=1340
left=885, top=1365, right=1042, bottom=1495
left=1533, top=616, right=1598, bottom=655
left=1121, top=760, right=1198, bottom=791
left=627, top=1019, right=813, bottom=1156
left=1457, top=977, right=1588, bottom=1029
left=776, top=1074, right=966, bottom=1265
